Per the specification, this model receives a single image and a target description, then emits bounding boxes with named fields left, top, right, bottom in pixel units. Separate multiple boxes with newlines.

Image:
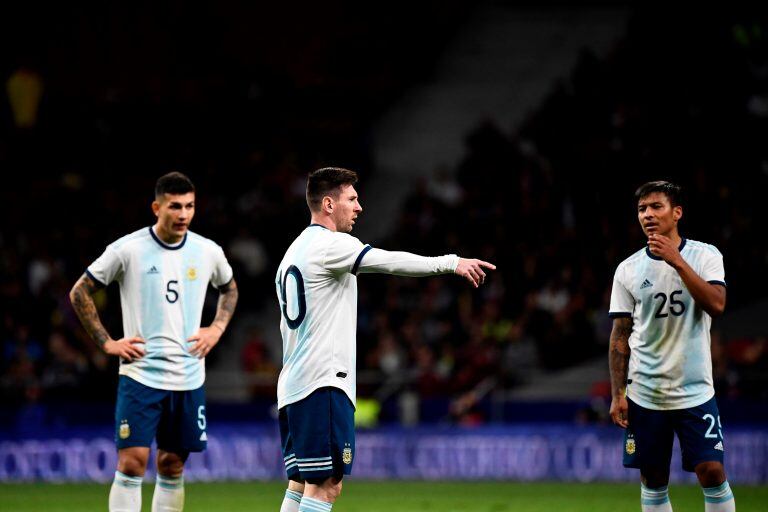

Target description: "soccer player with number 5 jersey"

left=608, top=181, right=735, bottom=512
left=274, top=167, right=495, bottom=512
left=69, top=172, right=238, bottom=512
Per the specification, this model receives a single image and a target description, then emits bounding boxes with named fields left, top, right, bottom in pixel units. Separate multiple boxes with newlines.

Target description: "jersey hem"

left=118, top=367, right=204, bottom=391
left=627, top=388, right=715, bottom=411
left=608, top=311, right=632, bottom=318
left=278, top=381, right=355, bottom=410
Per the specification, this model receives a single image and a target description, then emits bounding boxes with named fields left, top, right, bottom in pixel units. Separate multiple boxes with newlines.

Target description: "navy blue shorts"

left=623, top=396, right=725, bottom=472
left=279, top=387, right=355, bottom=482
left=114, top=375, right=208, bottom=453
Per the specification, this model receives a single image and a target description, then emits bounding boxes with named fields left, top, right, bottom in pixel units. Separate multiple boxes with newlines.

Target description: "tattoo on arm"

left=69, top=274, right=111, bottom=347
left=212, top=279, right=238, bottom=332
left=609, top=317, right=633, bottom=398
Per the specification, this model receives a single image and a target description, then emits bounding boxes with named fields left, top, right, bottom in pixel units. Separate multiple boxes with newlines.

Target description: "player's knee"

left=324, top=480, right=342, bottom=502
left=156, top=451, right=186, bottom=477
left=117, top=453, right=148, bottom=477
left=332, top=478, right=343, bottom=498
left=695, top=461, right=725, bottom=487
left=640, top=468, right=669, bottom=488
left=288, top=479, right=305, bottom=493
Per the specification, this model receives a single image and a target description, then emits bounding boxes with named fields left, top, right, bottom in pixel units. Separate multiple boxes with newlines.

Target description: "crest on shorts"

left=187, top=267, right=197, bottom=280
left=625, top=437, right=636, bottom=455
left=119, top=420, right=130, bottom=439
left=342, top=446, right=353, bottom=465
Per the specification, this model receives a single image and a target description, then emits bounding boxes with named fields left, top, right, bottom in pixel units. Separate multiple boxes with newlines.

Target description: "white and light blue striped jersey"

left=87, top=226, right=233, bottom=391
left=275, top=224, right=370, bottom=409
left=609, top=238, right=725, bottom=410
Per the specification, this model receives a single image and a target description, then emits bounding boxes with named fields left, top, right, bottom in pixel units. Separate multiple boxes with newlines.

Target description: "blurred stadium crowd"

left=1, top=7, right=766, bottom=423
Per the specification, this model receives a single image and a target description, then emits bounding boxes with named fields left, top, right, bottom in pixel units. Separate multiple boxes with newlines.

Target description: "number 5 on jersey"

left=278, top=265, right=306, bottom=329
left=166, top=280, right=179, bottom=303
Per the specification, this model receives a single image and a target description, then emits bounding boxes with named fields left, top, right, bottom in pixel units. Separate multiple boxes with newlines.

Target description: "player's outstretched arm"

left=608, top=317, right=632, bottom=428
left=356, top=248, right=495, bottom=287
left=189, top=278, right=238, bottom=358
left=69, top=274, right=145, bottom=361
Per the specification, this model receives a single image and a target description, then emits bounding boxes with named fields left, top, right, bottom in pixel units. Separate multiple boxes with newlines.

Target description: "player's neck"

left=662, top=228, right=682, bottom=247
left=309, top=215, right=337, bottom=232
left=153, top=223, right=184, bottom=245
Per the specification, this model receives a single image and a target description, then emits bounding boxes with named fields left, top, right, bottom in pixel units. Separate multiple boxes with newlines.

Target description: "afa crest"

left=625, top=438, right=636, bottom=455
left=119, top=420, right=131, bottom=440
left=187, top=267, right=197, bottom=280
left=342, top=447, right=353, bottom=465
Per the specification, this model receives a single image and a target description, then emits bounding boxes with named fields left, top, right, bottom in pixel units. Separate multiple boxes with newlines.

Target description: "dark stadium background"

left=1, top=0, right=767, bottom=500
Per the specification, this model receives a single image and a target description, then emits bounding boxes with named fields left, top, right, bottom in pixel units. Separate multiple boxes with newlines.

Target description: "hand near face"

left=647, top=234, right=683, bottom=268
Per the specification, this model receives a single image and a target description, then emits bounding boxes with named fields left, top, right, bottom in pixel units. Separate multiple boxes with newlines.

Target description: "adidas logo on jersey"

left=147, top=266, right=159, bottom=274
left=640, top=279, right=653, bottom=289
left=714, top=441, right=724, bottom=451
left=200, top=432, right=208, bottom=441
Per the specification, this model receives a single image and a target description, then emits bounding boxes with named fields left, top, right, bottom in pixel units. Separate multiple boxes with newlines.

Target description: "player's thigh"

left=156, top=384, right=207, bottom=454
left=623, top=397, right=675, bottom=471
left=674, top=396, right=725, bottom=473
left=115, top=376, right=166, bottom=450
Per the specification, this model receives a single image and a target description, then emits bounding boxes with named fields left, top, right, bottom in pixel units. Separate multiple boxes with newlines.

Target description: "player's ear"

left=323, top=195, right=333, bottom=214
left=672, top=205, right=682, bottom=222
left=152, top=200, right=161, bottom=217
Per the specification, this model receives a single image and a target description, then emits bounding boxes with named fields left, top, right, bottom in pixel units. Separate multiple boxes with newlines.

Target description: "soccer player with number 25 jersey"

left=608, top=181, right=735, bottom=512
left=274, top=167, right=495, bottom=512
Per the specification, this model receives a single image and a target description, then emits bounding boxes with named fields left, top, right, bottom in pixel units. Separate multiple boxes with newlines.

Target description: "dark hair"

left=306, top=167, right=358, bottom=212
left=634, top=180, right=682, bottom=207
left=155, top=172, right=195, bottom=198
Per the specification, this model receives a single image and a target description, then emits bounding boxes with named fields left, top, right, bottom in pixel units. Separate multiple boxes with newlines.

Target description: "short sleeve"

left=211, top=246, right=234, bottom=288
left=323, top=233, right=370, bottom=275
left=86, top=246, right=124, bottom=287
left=608, top=266, right=634, bottom=318
left=700, top=246, right=725, bottom=286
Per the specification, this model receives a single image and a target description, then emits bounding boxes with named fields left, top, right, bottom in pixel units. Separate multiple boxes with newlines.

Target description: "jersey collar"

left=308, top=223, right=329, bottom=230
left=149, top=226, right=187, bottom=250
left=646, top=237, right=686, bottom=261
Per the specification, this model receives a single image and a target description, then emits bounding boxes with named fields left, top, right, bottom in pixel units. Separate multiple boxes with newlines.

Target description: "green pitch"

left=1, top=481, right=766, bottom=511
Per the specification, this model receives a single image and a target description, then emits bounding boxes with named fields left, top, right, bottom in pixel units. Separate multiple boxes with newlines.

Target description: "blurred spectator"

left=240, top=328, right=279, bottom=398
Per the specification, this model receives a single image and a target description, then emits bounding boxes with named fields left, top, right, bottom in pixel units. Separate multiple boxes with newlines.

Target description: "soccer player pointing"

left=608, top=181, right=734, bottom=512
left=275, top=168, right=494, bottom=512
left=70, top=172, right=238, bottom=512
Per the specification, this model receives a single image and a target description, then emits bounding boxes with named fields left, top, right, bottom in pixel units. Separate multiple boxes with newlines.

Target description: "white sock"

left=109, top=471, right=143, bottom=512
left=641, top=483, right=673, bottom=512
left=152, top=474, right=185, bottom=512
left=299, top=496, right=333, bottom=512
left=280, top=489, right=302, bottom=512
left=703, top=481, right=735, bottom=512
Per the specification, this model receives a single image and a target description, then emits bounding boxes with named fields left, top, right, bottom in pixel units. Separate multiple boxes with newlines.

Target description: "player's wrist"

left=210, top=323, right=225, bottom=334
left=667, top=256, right=684, bottom=270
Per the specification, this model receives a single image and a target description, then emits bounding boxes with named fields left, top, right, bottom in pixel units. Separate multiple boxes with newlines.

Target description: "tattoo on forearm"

left=213, top=279, right=238, bottom=331
left=69, top=274, right=111, bottom=347
left=609, top=318, right=632, bottom=397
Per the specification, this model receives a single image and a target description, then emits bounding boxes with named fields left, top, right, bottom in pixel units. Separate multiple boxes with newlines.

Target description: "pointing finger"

left=478, top=260, right=496, bottom=270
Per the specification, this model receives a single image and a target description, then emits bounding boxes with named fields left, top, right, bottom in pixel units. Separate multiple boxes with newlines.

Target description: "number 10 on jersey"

left=278, top=265, right=306, bottom=329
